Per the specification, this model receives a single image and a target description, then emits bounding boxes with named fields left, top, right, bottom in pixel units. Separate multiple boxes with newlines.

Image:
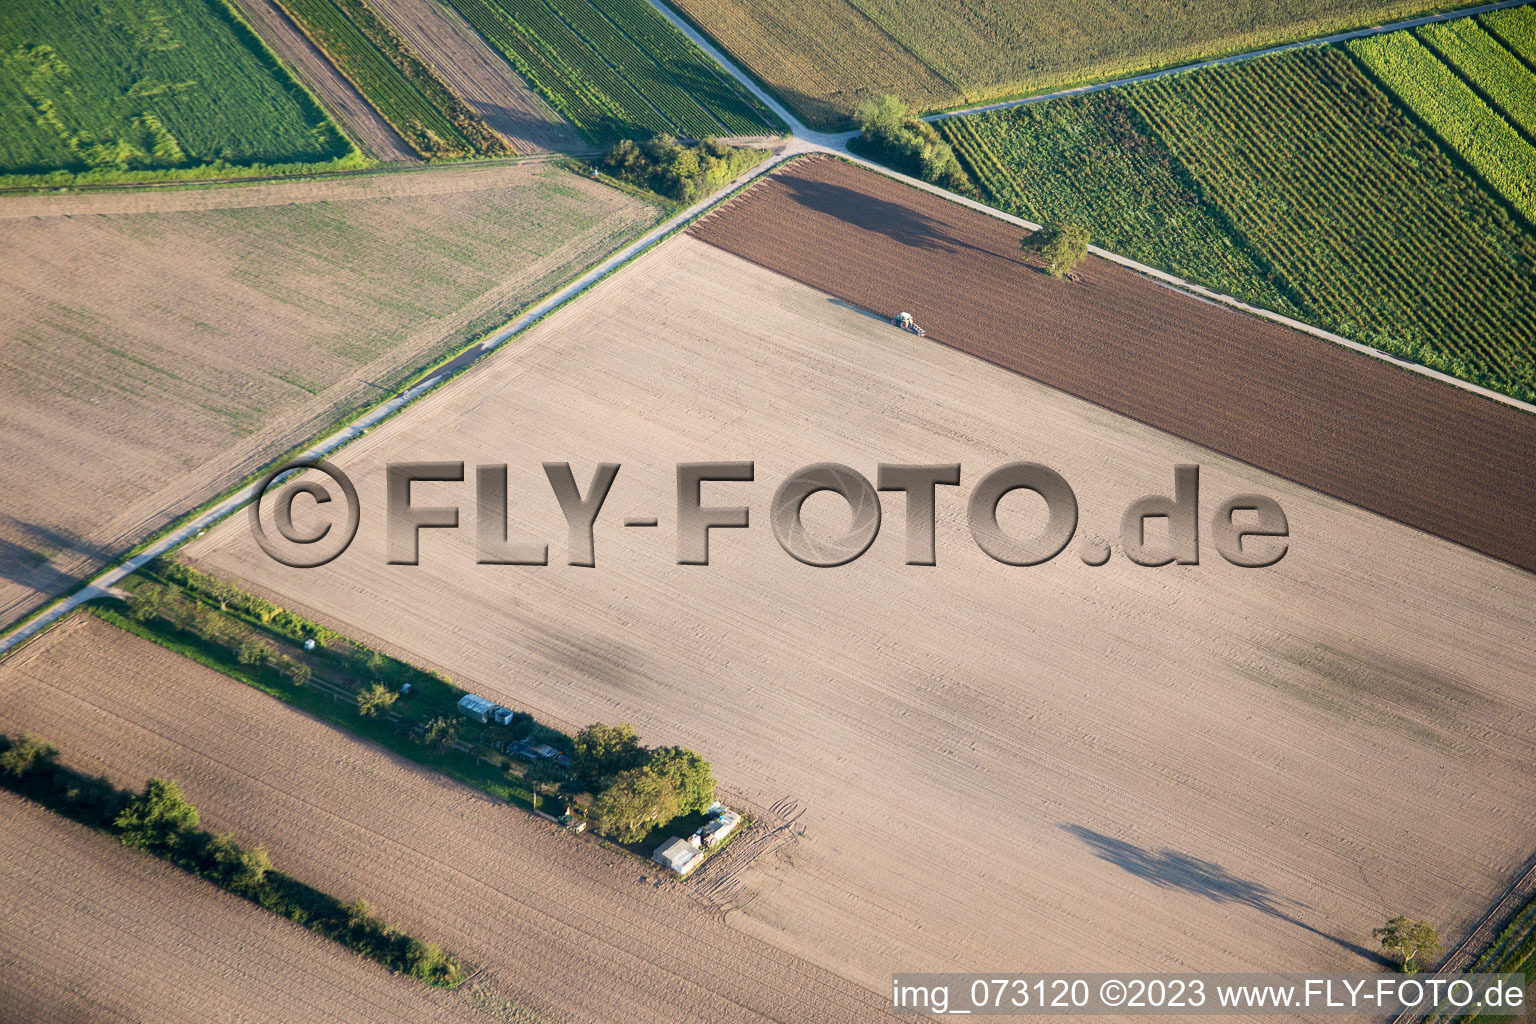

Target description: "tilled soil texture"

left=365, top=0, right=581, bottom=154
left=688, top=155, right=1536, bottom=575
left=230, top=0, right=418, bottom=161
left=0, top=164, right=658, bottom=629
left=186, top=235, right=1536, bottom=997
left=0, top=615, right=891, bottom=1024
left=0, top=788, right=485, bottom=1024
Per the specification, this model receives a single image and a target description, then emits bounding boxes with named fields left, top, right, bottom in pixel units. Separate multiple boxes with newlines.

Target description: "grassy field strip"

left=271, top=0, right=508, bottom=157
left=0, top=148, right=793, bottom=658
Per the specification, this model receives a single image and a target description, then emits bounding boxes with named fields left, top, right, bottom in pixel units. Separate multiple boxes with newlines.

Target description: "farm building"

left=653, top=837, right=703, bottom=876
left=456, top=693, right=497, bottom=724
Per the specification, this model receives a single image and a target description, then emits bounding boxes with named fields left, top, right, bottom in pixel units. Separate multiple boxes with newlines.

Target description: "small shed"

left=456, top=693, right=496, bottom=724
left=653, top=837, right=702, bottom=875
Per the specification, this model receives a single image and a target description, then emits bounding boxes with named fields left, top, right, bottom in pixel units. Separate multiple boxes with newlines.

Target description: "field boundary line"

left=0, top=149, right=792, bottom=659
left=924, top=0, right=1536, bottom=122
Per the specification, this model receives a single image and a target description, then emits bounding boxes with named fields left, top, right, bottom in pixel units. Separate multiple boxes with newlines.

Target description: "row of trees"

left=126, top=582, right=313, bottom=686
left=0, top=730, right=459, bottom=985
left=601, top=135, right=763, bottom=202
left=571, top=723, right=715, bottom=843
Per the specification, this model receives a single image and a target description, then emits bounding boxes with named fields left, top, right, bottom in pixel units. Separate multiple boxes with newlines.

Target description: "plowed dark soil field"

left=689, top=155, right=1536, bottom=575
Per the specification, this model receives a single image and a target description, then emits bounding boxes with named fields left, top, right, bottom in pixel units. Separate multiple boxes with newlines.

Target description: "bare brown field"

left=690, top=156, right=1536, bottom=576
left=0, top=787, right=485, bottom=1024
left=230, top=0, right=418, bottom=161
left=184, top=233, right=1536, bottom=998
left=0, top=164, right=659, bottom=628
left=0, top=614, right=891, bottom=1023
left=365, top=0, right=581, bottom=154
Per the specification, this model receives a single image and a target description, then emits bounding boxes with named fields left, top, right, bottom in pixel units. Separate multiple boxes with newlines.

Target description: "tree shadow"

left=777, top=175, right=1020, bottom=265
left=0, top=517, right=114, bottom=595
left=1060, top=824, right=1391, bottom=966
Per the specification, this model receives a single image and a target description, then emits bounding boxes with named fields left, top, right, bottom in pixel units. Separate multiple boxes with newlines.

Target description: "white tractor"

left=892, top=311, right=926, bottom=337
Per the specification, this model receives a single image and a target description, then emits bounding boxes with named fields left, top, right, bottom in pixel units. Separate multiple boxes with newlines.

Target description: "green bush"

left=850, top=95, right=971, bottom=192
left=1025, top=224, right=1091, bottom=277
left=601, top=135, right=765, bottom=202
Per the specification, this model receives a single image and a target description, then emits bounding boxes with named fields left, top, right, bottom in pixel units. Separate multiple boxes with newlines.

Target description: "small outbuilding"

left=653, top=836, right=703, bottom=876
left=456, top=693, right=497, bottom=724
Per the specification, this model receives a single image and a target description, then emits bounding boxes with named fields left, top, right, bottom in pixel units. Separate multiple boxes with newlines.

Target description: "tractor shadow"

left=1060, top=824, right=1391, bottom=966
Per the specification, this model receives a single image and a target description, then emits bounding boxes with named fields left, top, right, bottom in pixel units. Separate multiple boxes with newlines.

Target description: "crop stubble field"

left=183, top=228, right=1536, bottom=994
left=666, top=0, right=1453, bottom=125
left=0, top=785, right=485, bottom=1024
left=0, top=614, right=890, bottom=1023
left=0, top=163, right=660, bottom=630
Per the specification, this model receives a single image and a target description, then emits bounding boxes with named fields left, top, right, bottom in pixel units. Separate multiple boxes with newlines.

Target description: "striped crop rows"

left=1132, top=45, right=1536, bottom=397
left=1348, top=31, right=1536, bottom=222
left=276, top=0, right=508, bottom=157
left=940, top=34, right=1536, bottom=403
left=1419, top=17, right=1536, bottom=140
left=444, top=0, right=779, bottom=143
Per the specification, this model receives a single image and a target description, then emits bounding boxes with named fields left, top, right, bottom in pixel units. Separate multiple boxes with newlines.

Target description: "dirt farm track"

left=185, top=232, right=1536, bottom=1005
left=690, top=156, right=1536, bottom=576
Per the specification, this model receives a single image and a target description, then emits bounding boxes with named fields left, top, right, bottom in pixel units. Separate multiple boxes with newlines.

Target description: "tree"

left=592, top=765, right=680, bottom=843
left=851, top=94, right=970, bottom=192
left=423, top=716, right=459, bottom=753
left=237, top=638, right=273, bottom=666
left=1374, top=917, right=1441, bottom=973
left=572, top=723, right=646, bottom=786
left=357, top=682, right=397, bottom=718
left=854, top=93, right=909, bottom=135
left=115, top=778, right=200, bottom=852
left=234, top=844, right=273, bottom=890
left=1025, top=224, right=1090, bottom=278
left=126, top=583, right=168, bottom=623
left=285, top=659, right=312, bottom=687
left=648, top=746, right=715, bottom=815
left=0, top=731, right=56, bottom=778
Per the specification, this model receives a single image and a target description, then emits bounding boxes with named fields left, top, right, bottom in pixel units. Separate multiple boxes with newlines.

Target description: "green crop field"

left=274, top=0, right=511, bottom=158
left=940, top=38, right=1536, bottom=403
left=444, top=0, right=782, bottom=143
left=1420, top=17, right=1536, bottom=140
left=1349, top=30, right=1536, bottom=222
left=0, top=0, right=360, bottom=186
left=667, top=0, right=1452, bottom=128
